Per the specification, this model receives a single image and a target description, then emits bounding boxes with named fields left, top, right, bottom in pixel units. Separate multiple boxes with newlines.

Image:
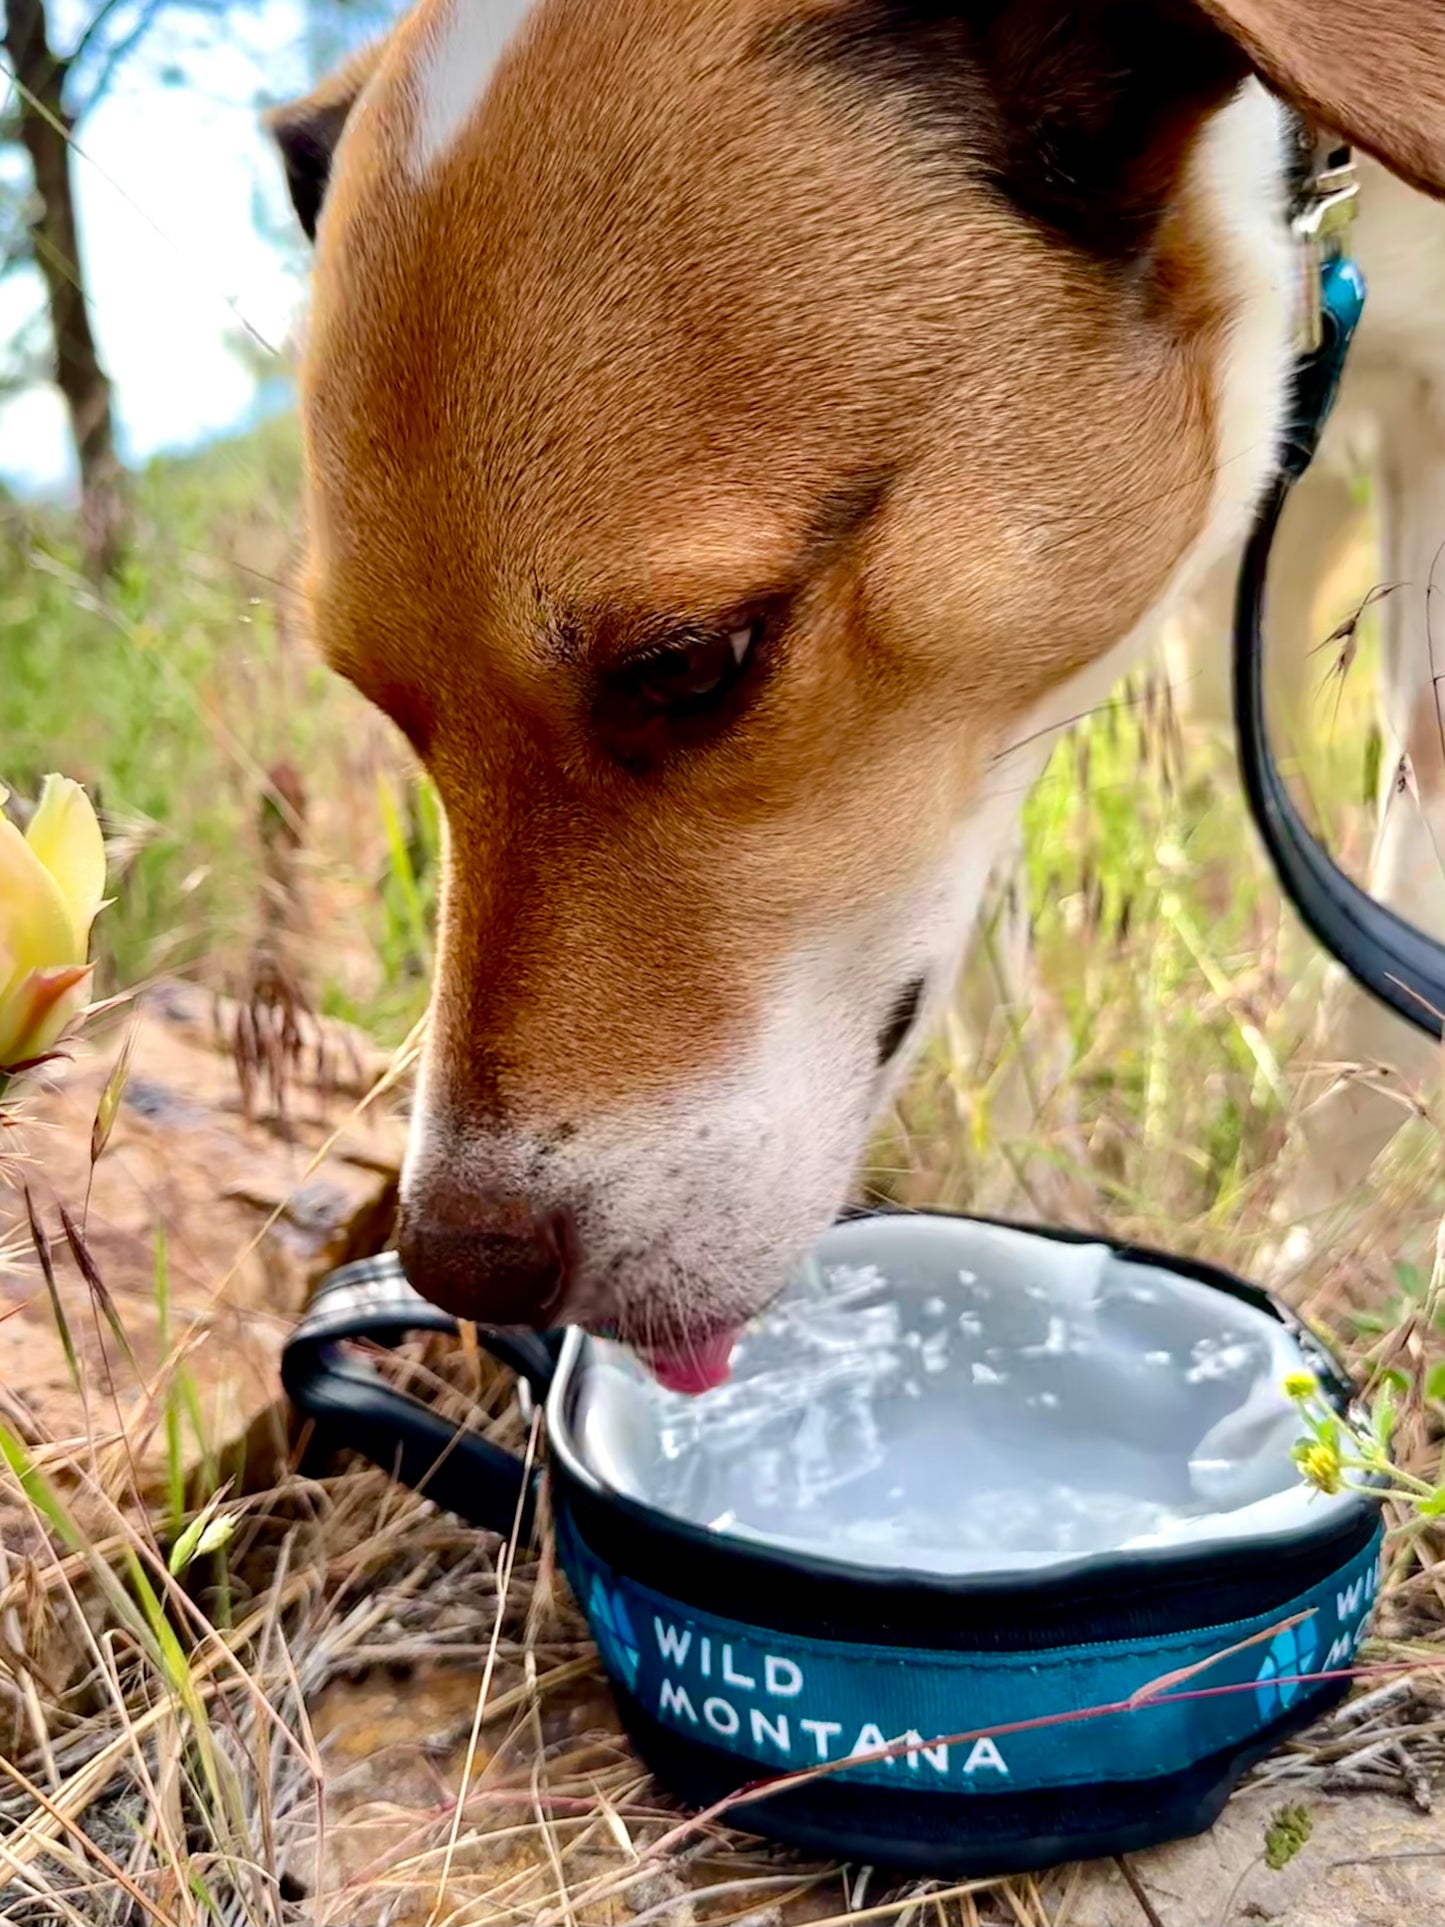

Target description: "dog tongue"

left=644, top=1327, right=739, bottom=1395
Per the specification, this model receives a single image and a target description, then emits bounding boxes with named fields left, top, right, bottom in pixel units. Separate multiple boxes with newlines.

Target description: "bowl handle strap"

left=282, top=1253, right=557, bottom=1540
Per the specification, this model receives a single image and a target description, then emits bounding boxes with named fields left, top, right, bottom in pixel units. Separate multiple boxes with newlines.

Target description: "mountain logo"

left=588, top=1575, right=641, bottom=1691
left=1254, top=1617, right=1320, bottom=1717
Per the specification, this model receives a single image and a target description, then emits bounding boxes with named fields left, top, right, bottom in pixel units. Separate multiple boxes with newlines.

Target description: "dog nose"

left=396, top=1189, right=573, bottom=1327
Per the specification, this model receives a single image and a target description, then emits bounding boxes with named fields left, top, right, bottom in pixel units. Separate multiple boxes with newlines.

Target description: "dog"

left=267, top=0, right=1445, bottom=1388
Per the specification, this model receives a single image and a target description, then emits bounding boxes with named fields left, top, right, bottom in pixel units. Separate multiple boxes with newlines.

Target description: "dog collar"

left=1289, top=132, right=1359, bottom=355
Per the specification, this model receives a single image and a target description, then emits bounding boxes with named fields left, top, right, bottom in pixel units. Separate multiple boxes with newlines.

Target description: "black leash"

left=1233, top=148, right=1445, bottom=1040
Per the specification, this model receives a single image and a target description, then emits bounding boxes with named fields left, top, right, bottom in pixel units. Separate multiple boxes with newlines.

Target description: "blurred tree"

left=1, top=0, right=140, bottom=575
left=0, top=0, right=387, bottom=578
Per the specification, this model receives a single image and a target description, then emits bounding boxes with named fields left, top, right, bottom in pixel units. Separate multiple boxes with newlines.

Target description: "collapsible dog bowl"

left=283, top=1211, right=1383, bottom=1873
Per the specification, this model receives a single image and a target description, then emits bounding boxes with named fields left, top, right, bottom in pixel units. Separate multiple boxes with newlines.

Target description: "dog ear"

left=778, top=3, right=1262, bottom=257
left=1193, top=0, right=1445, bottom=197
left=265, top=41, right=387, bottom=242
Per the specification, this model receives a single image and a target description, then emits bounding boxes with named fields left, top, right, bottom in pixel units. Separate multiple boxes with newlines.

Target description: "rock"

left=299, top=1646, right=634, bottom=1922
left=1040, top=1787, right=1445, bottom=1925
left=0, top=977, right=405, bottom=1506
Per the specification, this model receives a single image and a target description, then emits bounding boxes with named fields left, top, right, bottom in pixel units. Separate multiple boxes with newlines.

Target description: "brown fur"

left=273, top=0, right=1445, bottom=1325
left=297, top=0, right=1229, bottom=1124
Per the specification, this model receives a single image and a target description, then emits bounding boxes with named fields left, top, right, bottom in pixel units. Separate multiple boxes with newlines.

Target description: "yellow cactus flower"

left=0, top=776, right=106, bottom=1073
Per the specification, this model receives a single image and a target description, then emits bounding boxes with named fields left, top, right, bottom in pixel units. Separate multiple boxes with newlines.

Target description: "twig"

left=1115, top=1854, right=1165, bottom=1927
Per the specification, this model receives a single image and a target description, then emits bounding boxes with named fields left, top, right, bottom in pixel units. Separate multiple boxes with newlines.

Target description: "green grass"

left=875, top=566, right=1442, bottom=1308
left=1, top=420, right=432, bottom=1039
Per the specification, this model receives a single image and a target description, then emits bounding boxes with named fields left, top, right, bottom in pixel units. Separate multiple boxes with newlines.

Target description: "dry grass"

left=0, top=1242, right=1440, bottom=1925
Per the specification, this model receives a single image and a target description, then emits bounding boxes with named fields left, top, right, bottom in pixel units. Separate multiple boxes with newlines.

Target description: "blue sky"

left=0, top=0, right=383, bottom=496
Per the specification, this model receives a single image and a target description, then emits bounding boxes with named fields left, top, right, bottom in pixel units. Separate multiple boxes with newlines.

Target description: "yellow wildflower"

left=1293, top=1439, right=1343, bottom=1495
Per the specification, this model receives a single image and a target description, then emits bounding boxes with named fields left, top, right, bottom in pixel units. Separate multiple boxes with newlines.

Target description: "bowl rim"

left=546, top=1206, right=1380, bottom=1605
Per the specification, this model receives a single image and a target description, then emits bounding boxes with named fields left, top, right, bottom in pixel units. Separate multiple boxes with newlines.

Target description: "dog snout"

left=397, top=1185, right=575, bottom=1328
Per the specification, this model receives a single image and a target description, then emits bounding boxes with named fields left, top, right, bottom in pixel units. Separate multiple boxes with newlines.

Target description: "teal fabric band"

left=561, top=1523, right=1383, bottom=1795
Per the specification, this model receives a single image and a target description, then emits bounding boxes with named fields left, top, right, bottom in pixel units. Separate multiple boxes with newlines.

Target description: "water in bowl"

left=572, top=1216, right=1341, bottom=1575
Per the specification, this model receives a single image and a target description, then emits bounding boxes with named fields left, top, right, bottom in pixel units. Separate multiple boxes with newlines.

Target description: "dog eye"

left=625, top=622, right=758, bottom=713
left=595, top=617, right=765, bottom=753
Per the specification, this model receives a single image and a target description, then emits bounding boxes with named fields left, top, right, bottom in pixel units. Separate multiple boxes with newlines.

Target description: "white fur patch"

left=410, top=0, right=534, bottom=173
left=1185, top=84, right=1297, bottom=583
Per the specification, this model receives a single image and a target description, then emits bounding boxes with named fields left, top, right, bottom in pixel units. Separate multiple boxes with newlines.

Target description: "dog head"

left=271, top=0, right=1445, bottom=1383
